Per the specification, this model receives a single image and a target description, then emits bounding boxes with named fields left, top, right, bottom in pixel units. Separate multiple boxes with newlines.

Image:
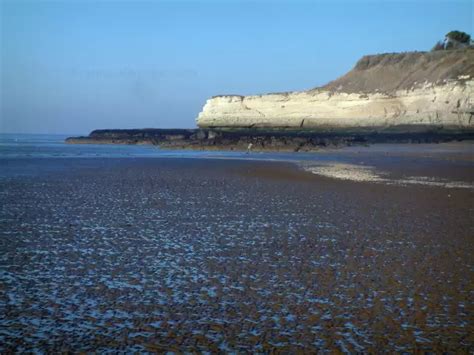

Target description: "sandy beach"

left=3, top=0, right=473, bottom=351
left=1, top=147, right=473, bottom=352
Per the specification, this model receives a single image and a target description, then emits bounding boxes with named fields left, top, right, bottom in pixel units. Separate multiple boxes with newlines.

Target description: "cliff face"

left=197, top=50, right=474, bottom=130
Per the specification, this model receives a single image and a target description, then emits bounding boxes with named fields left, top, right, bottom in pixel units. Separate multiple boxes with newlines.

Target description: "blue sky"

left=1, top=0, right=472, bottom=134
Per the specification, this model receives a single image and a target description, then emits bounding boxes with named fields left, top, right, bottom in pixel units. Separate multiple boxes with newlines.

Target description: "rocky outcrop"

left=66, top=128, right=474, bottom=152
left=65, top=129, right=199, bottom=145
left=197, top=50, right=474, bottom=131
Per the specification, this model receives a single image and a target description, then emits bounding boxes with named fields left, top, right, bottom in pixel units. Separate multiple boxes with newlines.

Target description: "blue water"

left=0, top=133, right=319, bottom=178
left=0, top=133, right=172, bottom=159
left=0, top=133, right=333, bottom=161
left=2, top=134, right=471, bottom=185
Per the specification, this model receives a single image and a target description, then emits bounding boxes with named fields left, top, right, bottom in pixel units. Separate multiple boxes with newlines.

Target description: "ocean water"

left=0, top=133, right=339, bottom=179
left=0, top=133, right=324, bottom=160
left=1, top=133, right=472, bottom=188
left=0, top=134, right=473, bottom=352
left=0, top=133, right=211, bottom=159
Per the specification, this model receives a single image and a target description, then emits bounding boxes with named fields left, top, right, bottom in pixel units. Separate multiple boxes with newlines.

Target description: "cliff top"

left=320, top=48, right=474, bottom=94
left=211, top=48, right=473, bottom=98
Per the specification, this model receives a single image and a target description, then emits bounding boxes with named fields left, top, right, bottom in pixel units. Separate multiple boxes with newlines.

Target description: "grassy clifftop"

left=320, top=49, right=474, bottom=93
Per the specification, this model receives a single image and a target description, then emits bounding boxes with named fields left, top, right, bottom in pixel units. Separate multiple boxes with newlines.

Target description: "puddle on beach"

left=302, top=163, right=474, bottom=189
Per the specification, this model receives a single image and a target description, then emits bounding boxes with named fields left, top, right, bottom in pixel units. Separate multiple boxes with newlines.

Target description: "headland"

left=67, top=49, right=474, bottom=151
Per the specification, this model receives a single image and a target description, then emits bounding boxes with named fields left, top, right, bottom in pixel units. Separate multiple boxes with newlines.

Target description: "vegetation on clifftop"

left=432, top=30, right=472, bottom=51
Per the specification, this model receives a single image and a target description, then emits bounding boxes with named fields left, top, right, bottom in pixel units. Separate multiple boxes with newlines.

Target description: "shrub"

left=446, top=30, right=471, bottom=44
left=431, top=41, right=445, bottom=51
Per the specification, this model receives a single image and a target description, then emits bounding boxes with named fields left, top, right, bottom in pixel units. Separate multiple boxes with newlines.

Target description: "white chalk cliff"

left=197, top=50, right=474, bottom=130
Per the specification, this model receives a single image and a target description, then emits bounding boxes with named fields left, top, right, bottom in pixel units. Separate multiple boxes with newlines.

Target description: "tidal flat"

left=0, top=153, right=473, bottom=352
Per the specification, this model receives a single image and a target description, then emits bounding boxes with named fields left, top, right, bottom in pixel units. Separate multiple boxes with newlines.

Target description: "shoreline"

left=65, top=127, right=474, bottom=152
left=4, top=141, right=473, bottom=188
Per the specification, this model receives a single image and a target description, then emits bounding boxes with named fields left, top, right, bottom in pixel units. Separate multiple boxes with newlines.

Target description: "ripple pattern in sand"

left=0, top=159, right=472, bottom=352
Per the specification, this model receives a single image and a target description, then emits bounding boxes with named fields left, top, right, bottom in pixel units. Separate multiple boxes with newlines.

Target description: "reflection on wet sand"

left=0, top=157, right=473, bottom=352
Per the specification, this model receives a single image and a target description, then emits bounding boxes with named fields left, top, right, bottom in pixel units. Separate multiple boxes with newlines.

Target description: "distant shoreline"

left=66, top=127, right=474, bottom=152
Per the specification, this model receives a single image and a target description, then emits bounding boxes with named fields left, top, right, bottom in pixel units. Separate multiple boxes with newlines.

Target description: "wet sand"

left=0, top=156, right=473, bottom=352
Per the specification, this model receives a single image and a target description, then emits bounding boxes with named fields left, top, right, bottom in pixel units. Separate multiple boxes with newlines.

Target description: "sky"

left=0, top=0, right=472, bottom=135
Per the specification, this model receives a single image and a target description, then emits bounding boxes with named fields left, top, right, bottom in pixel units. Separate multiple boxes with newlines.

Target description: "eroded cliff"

left=197, top=50, right=474, bottom=130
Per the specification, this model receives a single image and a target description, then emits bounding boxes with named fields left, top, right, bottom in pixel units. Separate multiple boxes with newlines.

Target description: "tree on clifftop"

left=432, top=30, right=472, bottom=51
left=445, top=30, right=471, bottom=44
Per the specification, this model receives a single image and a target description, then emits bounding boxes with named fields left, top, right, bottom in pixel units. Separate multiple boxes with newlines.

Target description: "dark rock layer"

left=66, top=128, right=474, bottom=152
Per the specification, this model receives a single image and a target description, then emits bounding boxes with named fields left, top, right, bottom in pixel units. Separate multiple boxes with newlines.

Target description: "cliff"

left=196, top=49, right=474, bottom=131
left=67, top=49, right=474, bottom=152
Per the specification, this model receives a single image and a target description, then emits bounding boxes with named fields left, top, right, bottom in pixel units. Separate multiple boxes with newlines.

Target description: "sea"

left=1, top=133, right=472, bottom=187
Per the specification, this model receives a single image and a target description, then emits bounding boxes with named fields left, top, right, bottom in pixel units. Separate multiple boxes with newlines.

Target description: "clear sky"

left=0, top=0, right=472, bottom=134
